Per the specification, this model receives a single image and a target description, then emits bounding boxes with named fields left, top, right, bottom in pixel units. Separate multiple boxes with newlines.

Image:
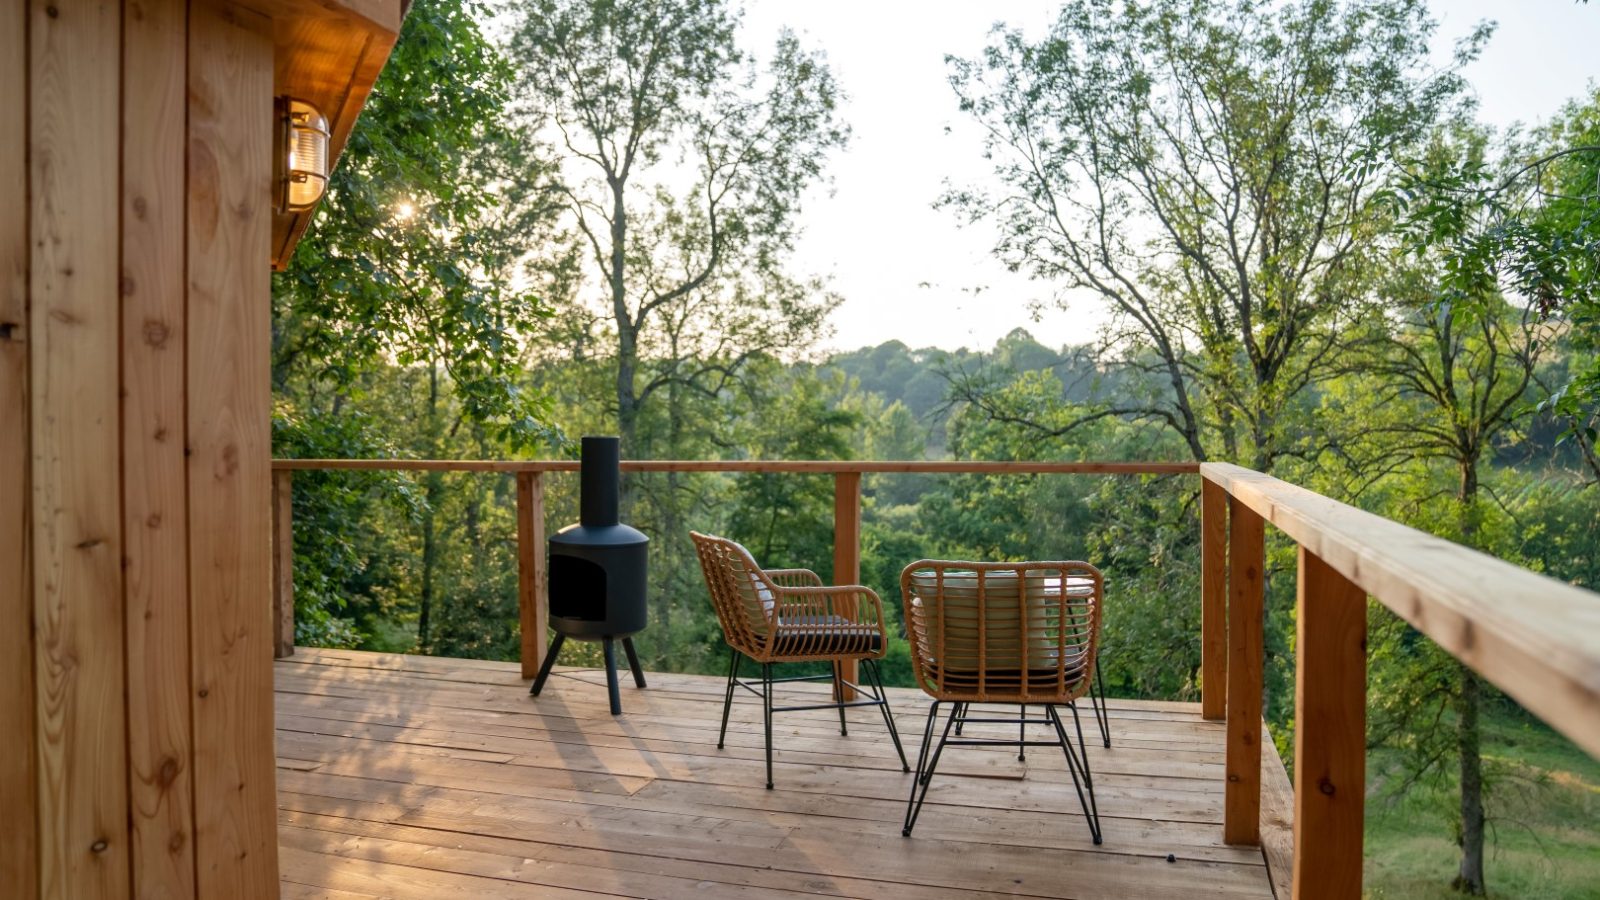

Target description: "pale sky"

left=734, top=0, right=1600, bottom=354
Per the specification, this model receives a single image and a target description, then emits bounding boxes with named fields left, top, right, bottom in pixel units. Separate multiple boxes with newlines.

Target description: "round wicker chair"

left=899, top=559, right=1104, bottom=843
left=690, top=531, right=910, bottom=789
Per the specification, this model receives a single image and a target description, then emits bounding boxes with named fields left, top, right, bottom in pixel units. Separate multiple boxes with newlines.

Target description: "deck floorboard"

left=277, top=648, right=1288, bottom=899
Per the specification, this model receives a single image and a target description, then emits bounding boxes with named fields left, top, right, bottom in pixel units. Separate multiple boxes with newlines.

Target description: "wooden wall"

left=2, top=1, right=38, bottom=897
left=187, top=3, right=281, bottom=893
left=123, top=0, right=197, bottom=893
left=29, top=1, right=131, bottom=896
left=4, top=0, right=280, bottom=896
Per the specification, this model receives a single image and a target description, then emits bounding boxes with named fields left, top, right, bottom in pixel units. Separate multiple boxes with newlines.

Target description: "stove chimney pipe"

left=579, top=436, right=620, bottom=527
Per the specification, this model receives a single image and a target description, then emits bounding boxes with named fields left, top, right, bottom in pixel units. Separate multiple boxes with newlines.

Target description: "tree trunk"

left=419, top=476, right=439, bottom=651
left=1452, top=460, right=1486, bottom=896
left=657, top=378, right=685, bottom=646
left=1218, top=405, right=1239, bottom=464
left=1251, top=404, right=1274, bottom=473
left=1453, top=664, right=1487, bottom=895
left=616, top=317, right=639, bottom=453
left=608, top=177, right=640, bottom=518
left=418, top=364, right=442, bottom=653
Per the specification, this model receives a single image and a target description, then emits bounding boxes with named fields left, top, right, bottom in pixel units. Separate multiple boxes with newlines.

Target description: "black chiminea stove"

left=529, top=436, right=649, bottom=715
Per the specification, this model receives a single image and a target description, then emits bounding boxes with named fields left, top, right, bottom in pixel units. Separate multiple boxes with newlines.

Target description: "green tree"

left=1356, top=130, right=1551, bottom=896
left=726, top=368, right=858, bottom=564
left=943, top=0, right=1482, bottom=470
left=273, top=0, right=561, bottom=649
left=509, top=0, right=846, bottom=462
left=1390, top=89, right=1600, bottom=482
left=273, top=0, right=558, bottom=447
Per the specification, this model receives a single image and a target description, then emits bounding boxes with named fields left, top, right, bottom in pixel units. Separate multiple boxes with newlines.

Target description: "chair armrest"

left=772, top=584, right=885, bottom=630
left=762, top=568, right=824, bottom=589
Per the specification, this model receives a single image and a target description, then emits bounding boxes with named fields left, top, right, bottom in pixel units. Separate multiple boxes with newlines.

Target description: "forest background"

left=270, top=0, right=1600, bottom=896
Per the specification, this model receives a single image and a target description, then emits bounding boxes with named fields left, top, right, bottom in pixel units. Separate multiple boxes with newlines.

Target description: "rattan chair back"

left=691, top=532, right=775, bottom=658
left=901, top=560, right=1102, bottom=703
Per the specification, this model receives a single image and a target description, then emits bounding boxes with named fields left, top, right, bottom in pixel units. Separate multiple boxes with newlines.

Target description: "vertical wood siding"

left=186, top=3, right=280, bottom=895
left=122, top=0, right=198, bottom=894
left=28, top=0, right=132, bottom=896
left=2, top=0, right=39, bottom=893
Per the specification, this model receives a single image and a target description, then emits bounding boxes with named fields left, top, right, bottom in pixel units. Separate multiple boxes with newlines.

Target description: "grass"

left=1364, top=710, right=1600, bottom=899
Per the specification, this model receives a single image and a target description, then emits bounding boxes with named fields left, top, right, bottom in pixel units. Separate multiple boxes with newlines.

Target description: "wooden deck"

left=274, top=649, right=1292, bottom=899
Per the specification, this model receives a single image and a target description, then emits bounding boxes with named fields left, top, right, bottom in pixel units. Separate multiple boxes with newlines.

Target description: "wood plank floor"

left=275, top=649, right=1291, bottom=899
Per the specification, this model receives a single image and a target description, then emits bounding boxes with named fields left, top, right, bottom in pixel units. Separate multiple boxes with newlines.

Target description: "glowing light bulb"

left=277, top=99, right=329, bottom=213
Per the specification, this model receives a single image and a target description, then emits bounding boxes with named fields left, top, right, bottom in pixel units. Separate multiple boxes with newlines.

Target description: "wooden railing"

left=268, top=459, right=1192, bottom=687
left=1200, top=462, right=1600, bottom=896
left=268, top=456, right=1600, bottom=900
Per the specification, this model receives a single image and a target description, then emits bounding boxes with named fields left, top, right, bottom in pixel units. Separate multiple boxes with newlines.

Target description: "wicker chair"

left=900, top=560, right=1104, bottom=843
left=690, top=531, right=910, bottom=789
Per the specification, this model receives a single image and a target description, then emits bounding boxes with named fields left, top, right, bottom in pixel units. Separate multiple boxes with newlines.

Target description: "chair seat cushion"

left=907, top=570, right=1095, bottom=670
left=770, top=614, right=882, bottom=656
left=920, top=663, right=1090, bottom=697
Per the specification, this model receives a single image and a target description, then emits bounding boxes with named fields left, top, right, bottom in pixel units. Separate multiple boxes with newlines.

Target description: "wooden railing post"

left=833, top=471, right=862, bottom=700
left=1201, top=476, right=1228, bottom=721
left=272, top=468, right=295, bottom=658
left=1292, top=548, right=1367, bottom=899
left=517, top=471, right=548, bottom=680
left=1225, top=495, right=1265, bottom=845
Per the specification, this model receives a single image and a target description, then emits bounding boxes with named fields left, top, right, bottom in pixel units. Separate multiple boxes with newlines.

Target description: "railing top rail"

left=1202, top=462, right=1600, bottom=759
left=270, top=458, right=1200, bottom=475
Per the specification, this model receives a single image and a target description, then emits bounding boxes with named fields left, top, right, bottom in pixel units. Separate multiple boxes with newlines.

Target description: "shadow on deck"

left=274, top=648, right=1292, bottom=899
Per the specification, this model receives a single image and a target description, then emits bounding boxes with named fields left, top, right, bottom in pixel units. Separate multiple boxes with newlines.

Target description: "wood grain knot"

left=76, top=537, right=104, bottom=550
left=0, top=322, right=16, bottom=341
left=144, top=319, right=170, bottom=347
left=1318, top=778, right=1335, bottom=796
left=158, top=756, right=181, bottom=787
left=45, top=4, right=58, bottom=16
left=90, top=839, right=108, bottom=853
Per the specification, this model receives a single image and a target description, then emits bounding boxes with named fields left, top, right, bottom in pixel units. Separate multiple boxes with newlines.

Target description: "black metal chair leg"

left=717, top=649, right=740, bottom=750
left=903, top=701, right=940, bottom=835
left=864, top=659, right=910, bottom=771
left=762, top=662, right=774, bottom=789
left=1070, top=702, right=1099, bottom=796
left=528, top=633, right=565, bottom=696
left=832, top=661, right=849, bottom=736
left=921, top=704, right=960, bottom=786
left=622, top=637, right=647, bottom=688
left=904, top=702, right=958, bottom=835
left=1019, top=705, right=1027, bottom=761
left=1073, top=702, right=1103, bottom=841
left=919, top=703, right=963, bottom=786
left=601, top=637, right=622, bottom=715
left=1092, top=658, right=1111, bottom=748
left=1048, top=704, right=1102, bottom=844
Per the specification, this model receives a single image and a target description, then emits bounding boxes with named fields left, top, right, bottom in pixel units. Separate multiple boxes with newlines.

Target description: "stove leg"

left=602, top=636, right=623, bottom=715
left=529, top=633, right=566, bottom=696
left=621, top=637, right=647, bottom=688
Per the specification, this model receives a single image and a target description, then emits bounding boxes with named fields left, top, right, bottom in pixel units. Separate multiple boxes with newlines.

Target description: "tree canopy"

left=509, top=0, right=847, bottom=457
left=944, top=0, right=1484, bottom=470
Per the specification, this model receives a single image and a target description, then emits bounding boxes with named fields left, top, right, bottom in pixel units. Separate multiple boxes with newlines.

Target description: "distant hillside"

left=820, top=329, right=1147, bottom=455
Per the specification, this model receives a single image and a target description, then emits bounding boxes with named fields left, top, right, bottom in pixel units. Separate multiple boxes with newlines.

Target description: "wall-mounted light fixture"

left=277, top=98, right=329, bottom=213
